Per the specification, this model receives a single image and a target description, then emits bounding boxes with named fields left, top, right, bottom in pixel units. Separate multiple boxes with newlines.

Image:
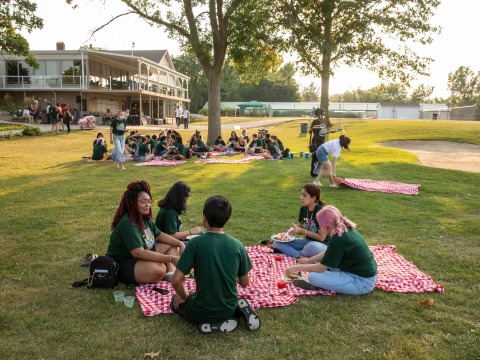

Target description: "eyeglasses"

left=138, top=199, right=153, bottom=206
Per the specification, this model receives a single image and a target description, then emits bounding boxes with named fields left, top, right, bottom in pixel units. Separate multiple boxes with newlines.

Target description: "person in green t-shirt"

left=245, top=133, right=263, bottom=155
left=92, top=138, right=111, bottom=160
left=262, top=138, right=278, bottom=159
left=135, top=136, right=155, bottom=162
left=106, top=180, right=185, bottom=284
left=171, top=196, right=261, bottom=334
left=286, top=205, right=378, bottom=295
left=161, top=135, right=186, bottom=160
left=189, top=133, right=209, bottom=155
left=213, top=136, right=226, bottom=152
left=155, top=136, right=168, bottom=156
left=273, top=184, right=328, bottom=258
left=155, top=182, right=202, bottom=243
left=109, top=110, right=127, bottom=169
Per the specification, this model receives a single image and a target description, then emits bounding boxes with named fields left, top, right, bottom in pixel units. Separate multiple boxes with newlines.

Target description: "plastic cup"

left=277, top=280, right=287, bottom=289
left=289, top=153, right=294, bottom=159
left=305, top=153, right=309, bottom=159
left=300, top=152, right=304, bottom=157
left=124, top=296, right=135, bottom=308
left=273, top=254, right=282, bottom=261
left=113, top=291, right=125, bottom=302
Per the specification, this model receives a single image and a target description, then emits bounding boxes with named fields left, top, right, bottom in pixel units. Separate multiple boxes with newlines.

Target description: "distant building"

left=377, top=102, right=420, bottom=120
left=0, top=42, right=190, bottom=124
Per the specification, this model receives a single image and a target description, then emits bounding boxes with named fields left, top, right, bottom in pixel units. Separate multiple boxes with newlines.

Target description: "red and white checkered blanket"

left=133, top=158, right=186, bottom=167
left=209, top=151, right=242, bottom=156
left=136, top=245, right=443, bottom=316
left=195, top=157, right=254, bottom=164
left=335, top=177, right=421, bottom=195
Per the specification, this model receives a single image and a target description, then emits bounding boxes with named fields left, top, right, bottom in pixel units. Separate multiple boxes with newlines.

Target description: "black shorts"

left=119, top=258, right=137, bottom=284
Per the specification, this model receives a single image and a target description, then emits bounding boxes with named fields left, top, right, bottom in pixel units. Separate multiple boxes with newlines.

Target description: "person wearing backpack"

left=106, top=180, right=184, bottom=284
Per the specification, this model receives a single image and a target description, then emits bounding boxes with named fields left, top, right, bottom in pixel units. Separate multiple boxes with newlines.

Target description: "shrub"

left=198, top=108, right=208, bottom=116
left=22, top=126, right=42, bottom=136
left=0, top=100, right=21, bottom=115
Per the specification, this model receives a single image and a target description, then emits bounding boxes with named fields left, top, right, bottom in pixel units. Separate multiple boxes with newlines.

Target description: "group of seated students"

left=106, top=180, right=261, bottom=334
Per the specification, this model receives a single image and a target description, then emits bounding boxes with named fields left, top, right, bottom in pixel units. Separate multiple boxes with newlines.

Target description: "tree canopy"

left=0, top=0, right=43, bottom=68
left=276, top=0, right=441, bottom=125
left=448, top=66, right=480, bottom=106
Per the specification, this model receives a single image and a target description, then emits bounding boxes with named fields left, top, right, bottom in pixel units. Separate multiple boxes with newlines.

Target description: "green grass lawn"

left=0, top=119, right=479, bottom=359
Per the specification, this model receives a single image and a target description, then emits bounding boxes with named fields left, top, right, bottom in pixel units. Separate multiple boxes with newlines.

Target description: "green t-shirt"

left=320, top=228, right=377, bottom=278
left=155, top=141, right=167, bottom=155
left=110, top=118, right=127, bottom=135
left=298, top=204, right=330, bottom=243
left=174, top=142, right=186, bottom=156
left=155, top=207, right=182, bottom=235
left=92, top=144, right=107, bottom=160
left=176, top=233, right=252, bottom=323
left=276, top=141, right=285, bottom=151
left=138, top=143, right=150, bottom=156
left=267, top=142, right=277, bottom=156
left=195, top=139, right=206, bottom=149
left=149, top=139, right=156, bottom=151
left=106, top=213, right=161, bottom=263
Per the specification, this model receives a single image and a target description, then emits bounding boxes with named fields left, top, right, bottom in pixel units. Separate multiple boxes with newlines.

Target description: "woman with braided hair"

left=106, top=180, right=185, bottom=284
left=285, top=206, right=377, bottom=295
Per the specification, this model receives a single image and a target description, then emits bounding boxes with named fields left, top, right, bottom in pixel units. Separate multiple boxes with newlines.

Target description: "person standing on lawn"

left=110, top=110, right=127, bottom=170
left=170, top=195, right=261, bottom=333
left=313, top=135, right=351, bottom=188
left=285, top=205, right=377, bottom=294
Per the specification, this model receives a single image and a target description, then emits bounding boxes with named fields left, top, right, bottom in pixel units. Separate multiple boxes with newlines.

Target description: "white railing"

left=0, top=75, right=85, bottom=89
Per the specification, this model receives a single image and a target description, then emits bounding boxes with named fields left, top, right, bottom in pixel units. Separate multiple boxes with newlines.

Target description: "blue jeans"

left=273, top=238, right=327, bottom=259
left=183, top=118, right=189, bottom=129
left=308, top=268, right=377, bottom=295
left=113, top=134, right=125, bottom=163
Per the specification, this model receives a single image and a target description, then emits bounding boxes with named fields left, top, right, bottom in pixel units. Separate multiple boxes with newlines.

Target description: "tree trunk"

left=206, top=71, right=222, bottom=145
left=320, top=69, right=332, bottom=127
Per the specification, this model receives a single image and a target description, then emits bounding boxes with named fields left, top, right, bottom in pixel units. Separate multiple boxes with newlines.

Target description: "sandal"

left=81, top=253, right=98, bottom=267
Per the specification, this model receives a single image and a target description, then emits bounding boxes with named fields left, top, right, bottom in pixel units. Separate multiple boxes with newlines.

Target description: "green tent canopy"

left=236, top=101, right=269, bottom=110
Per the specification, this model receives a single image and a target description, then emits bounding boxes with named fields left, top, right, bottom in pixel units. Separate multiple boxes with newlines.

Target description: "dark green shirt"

left=92, top=144, right=107, bottom=160
left=110, top=118, right=127, bottom=135
left=138, top=143, right=150, bottom=156
left=155, top=141, right=167, bottom=155
left=106, top=213, right=161, bottom=263
left=176, top=232, right=252, bottom=323
left=155, top=207, right=182, bottom=235
left=298, top=204, right=329, bottom=243
left=267, top=142, right=277, bottom=156
left=320, top=228, right=377, bottom=278
left=174, top=142, right=186, bottom=156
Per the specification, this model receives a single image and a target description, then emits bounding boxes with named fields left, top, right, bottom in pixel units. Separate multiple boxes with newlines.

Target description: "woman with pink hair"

left=285, top=205, right=377, bottom=294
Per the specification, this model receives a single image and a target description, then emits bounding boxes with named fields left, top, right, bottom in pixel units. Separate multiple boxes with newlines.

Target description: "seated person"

left=285, top=205, right=377, bottom=295
left=271, top=135, right=290, bottom=159
left=161, top=135, right=186, bottom=160
left=124, top=136, right=137, bottom=160
left=242, top=128, right=249, bottom=143
left=262, top=138, right=278, bottom=159
left=92, top=138, right=112, bottom=160
left=213, top=136, right=226, bottom=152
left=171, top=195, right=261, bottom=333
left=245, top=133, right=263, bottom=155
left=106, top=180, right=185, bottom=284
left=93, top=132, right=104, bottom=147
left=234, top=136, right=247, bottom=152
left=273, top=184, right=328, bottom=258
left=226, top=131, right=239, bottom=149
left=136, top=136, right=155, bottom=162
left=189, top=133, right=209, bottom=154
left=155, top=182, right=202, bottom=243
left=145, top=135, right=156, bottom=153
left=155, top=135, right=168, bottom=156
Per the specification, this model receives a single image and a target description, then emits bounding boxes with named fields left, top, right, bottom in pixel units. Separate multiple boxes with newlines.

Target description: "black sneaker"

left=293, top=279, right=319, bottom=291
left=237, top=298, right=261, bottom=331
left=198, top=319, right=238, bottom=334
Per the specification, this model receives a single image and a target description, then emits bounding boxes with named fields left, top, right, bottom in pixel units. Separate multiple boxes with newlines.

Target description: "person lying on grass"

left=285, top=205, right=377, bottom=295
left=273, top=184, right=328, bottom=259
left=170, top=195, right=261, bottom=334
left=106, top=180, right=185, bottom=284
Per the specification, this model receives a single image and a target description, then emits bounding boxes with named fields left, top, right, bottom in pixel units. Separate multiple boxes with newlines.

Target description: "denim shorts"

left=316, top=146, right=329, bottom=162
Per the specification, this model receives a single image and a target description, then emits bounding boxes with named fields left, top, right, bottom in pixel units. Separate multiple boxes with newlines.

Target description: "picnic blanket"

left=209, top=151, right=242, bottom=156
left=334, top=177, right=421, bottom=195
left=133, top=158, right=186, bottom=167
left=136, top=245, right=443, bottom=316
left=195, top=157, right=254, bottom=164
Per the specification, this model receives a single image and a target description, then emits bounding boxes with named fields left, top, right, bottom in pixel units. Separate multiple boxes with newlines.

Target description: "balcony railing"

left=0, top=75, right=86, bottom=89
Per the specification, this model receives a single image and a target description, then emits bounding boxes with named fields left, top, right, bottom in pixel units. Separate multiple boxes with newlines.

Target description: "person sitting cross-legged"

left=171, top=195, right=261, bottom=334
left=189, top=133, right=209, bottom=155
left=161, top=135, right=186, bottom=160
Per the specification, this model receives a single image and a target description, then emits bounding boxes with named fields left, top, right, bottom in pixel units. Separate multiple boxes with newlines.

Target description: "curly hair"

left=111, top=180, right=153, bottom=231
left=157, top=181, right=191, bottom=215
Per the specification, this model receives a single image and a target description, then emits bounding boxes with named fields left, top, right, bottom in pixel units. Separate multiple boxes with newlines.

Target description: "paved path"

left=0, top=117, right=306, bottom=136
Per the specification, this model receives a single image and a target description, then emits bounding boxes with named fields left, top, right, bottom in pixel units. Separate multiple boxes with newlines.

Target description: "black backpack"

left=72, top=256, right=119, bottom=289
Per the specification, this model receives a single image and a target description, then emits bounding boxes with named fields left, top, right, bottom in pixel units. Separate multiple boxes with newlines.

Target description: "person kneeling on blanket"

left=171, top=195, right=261, bottom=334
left=285, top=205, right=377, bottom=295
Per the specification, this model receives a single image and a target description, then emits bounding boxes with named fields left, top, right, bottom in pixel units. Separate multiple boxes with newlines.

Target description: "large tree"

left=0, top=0, right=43, bottom=68
left=83, top=0, right=281, bottom=144
left=278, top=0, right=440, bottom=126
left=447, top=66, right=479, bottom=106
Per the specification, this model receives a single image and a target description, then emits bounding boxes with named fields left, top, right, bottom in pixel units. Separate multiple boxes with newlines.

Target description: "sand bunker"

left=380, top=140, right=480, bottom=173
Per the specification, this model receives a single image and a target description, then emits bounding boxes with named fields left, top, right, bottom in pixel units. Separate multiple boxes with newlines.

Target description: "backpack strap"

left=72, top=278, right=88, bottom=287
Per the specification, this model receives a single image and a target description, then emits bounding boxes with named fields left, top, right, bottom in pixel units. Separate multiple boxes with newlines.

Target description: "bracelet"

left=169, top=255, right=172, bottom=263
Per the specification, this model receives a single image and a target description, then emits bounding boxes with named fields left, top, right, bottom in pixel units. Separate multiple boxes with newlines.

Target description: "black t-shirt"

left=310, top=118, right=326, bottom=148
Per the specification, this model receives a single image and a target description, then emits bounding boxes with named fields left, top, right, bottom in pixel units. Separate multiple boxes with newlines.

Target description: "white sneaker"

left=330, top=183, right=339, bottom=188
left=313, top=180, right=322, bottom=187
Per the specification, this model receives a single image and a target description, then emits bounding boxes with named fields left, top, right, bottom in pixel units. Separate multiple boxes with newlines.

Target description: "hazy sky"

left=22, top=0, right=477, bottom=98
